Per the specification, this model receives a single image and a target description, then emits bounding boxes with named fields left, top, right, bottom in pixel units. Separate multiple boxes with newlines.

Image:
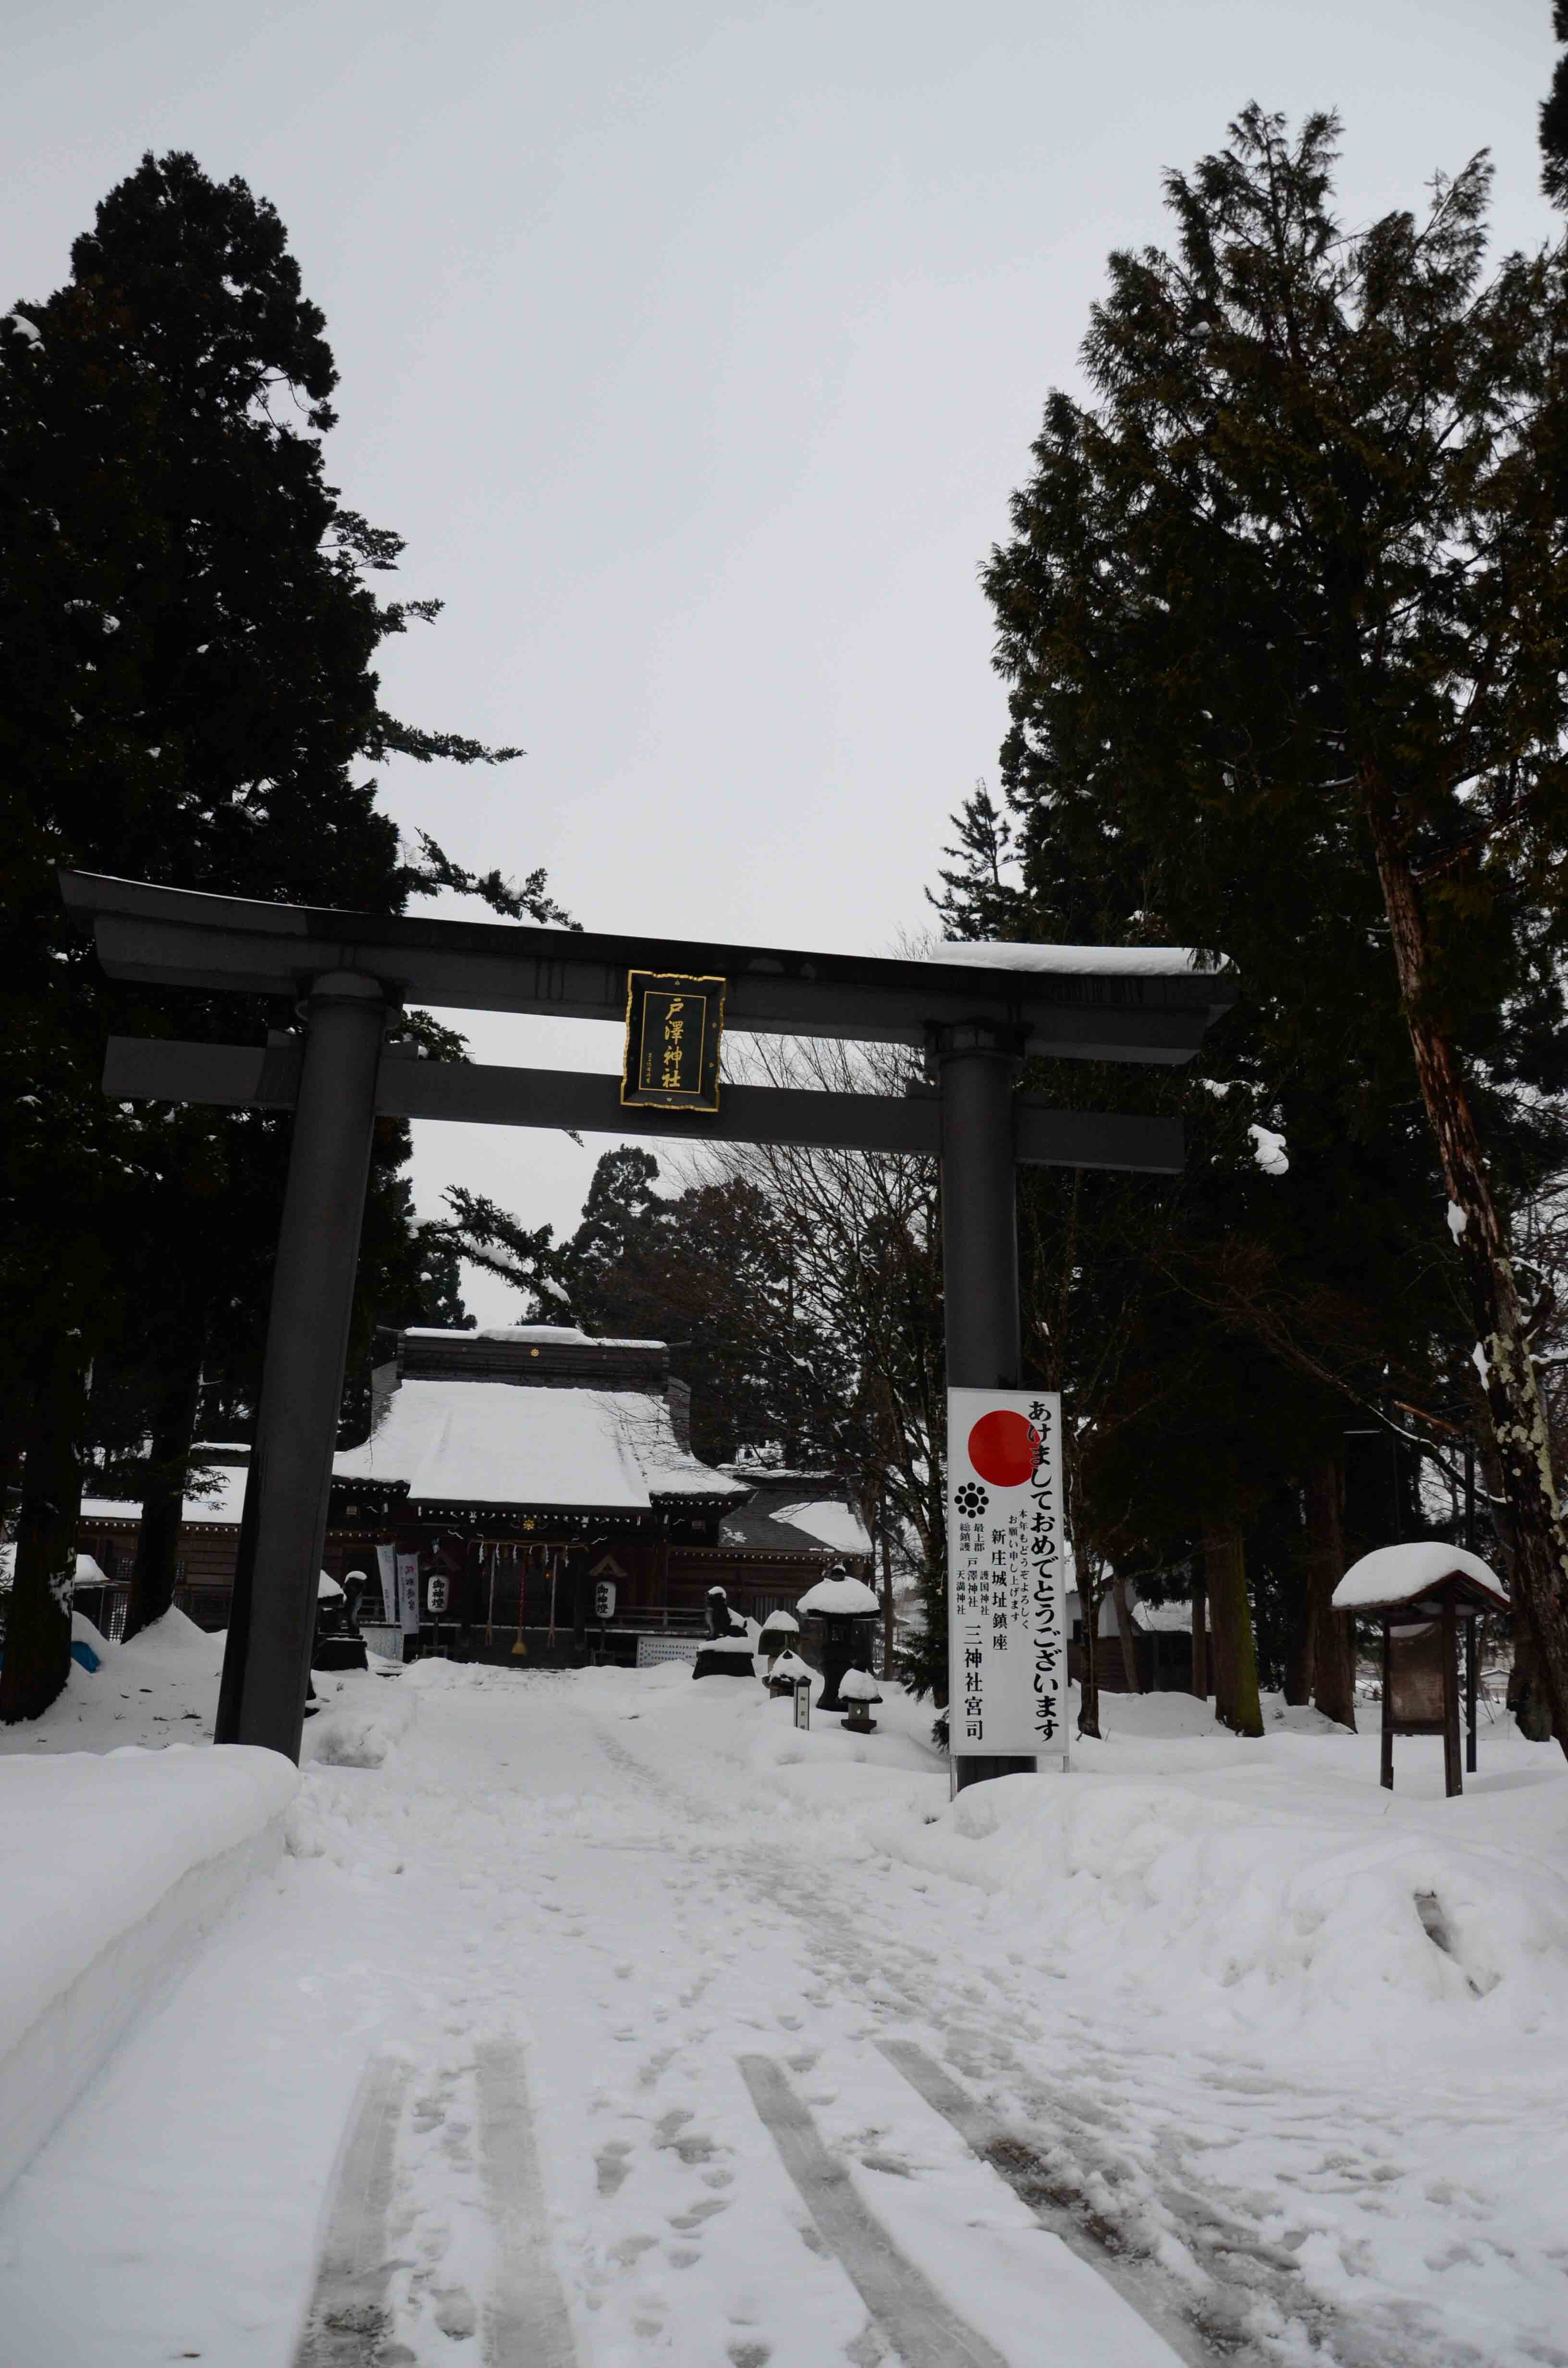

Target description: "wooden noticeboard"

left=1381, top=1597, right=1467, bottom=1798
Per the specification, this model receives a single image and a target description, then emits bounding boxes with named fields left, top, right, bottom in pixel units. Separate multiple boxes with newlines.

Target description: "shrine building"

left=78, top=1323, right=873, bottom=1660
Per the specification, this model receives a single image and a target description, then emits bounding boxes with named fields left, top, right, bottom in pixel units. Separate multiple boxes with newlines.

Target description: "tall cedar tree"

left=441, top=1148, right=848, bottom=1468
left=0, top=153, right=561, bottom=1714
left=977, top=108, right=1568, bottom=1754
left=934, top=776, right=1466, bottom=1734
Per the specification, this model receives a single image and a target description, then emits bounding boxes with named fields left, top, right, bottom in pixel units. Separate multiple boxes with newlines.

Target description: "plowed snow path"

left=1, top=1663, right=1564, bottom=2367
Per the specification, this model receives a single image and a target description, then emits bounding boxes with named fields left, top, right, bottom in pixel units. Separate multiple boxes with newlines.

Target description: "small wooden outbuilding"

left=1332, top=1543, right=1508, bottom=1798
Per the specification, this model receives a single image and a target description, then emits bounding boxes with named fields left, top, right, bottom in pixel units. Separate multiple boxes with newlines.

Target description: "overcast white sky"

left=7, top=0, right=1560, bottom=1320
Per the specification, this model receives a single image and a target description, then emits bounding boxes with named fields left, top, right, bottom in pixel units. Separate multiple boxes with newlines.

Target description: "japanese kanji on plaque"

left=946, top=1388, right=1066, bottom=1760
left=621, top=970, right=726, bottom=1110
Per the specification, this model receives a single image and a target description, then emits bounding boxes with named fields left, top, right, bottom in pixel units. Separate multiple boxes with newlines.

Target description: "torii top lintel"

left=59, top=871, right=1234, bottom=1065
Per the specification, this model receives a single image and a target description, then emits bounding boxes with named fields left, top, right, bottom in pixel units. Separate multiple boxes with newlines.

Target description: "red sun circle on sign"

left=966, top=1409, right=1041, bottom=1489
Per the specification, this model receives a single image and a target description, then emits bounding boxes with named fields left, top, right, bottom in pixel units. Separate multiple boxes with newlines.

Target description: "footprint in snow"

left=596, top=2141, right=635, bottom=2196
left=611, top=2234, right=658, bottom=2268
left=668, top=2198, right=728, bottom=2231
left=431, top=2283, right=477, bottom=2340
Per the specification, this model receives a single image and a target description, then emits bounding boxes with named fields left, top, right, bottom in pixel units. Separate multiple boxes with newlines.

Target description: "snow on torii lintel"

left=1332, top=1541, right=1507, bottom=1613
left=936, top=941, right=1226, bottom=978
left=401, top=1324, right=668, bottom=1349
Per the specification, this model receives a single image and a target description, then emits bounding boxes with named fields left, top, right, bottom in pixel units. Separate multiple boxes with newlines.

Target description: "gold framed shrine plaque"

left=621, top=971, right=726, bottom=1111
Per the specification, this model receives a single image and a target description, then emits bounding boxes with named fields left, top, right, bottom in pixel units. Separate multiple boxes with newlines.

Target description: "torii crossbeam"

left=61, top=869, right=1234, bottom=1772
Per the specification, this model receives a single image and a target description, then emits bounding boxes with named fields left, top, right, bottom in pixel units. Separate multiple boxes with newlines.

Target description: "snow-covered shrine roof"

left=333, top=1379, right=747, bottom=1513
left=79, top=1449, right=252, bottom=1530
left=1332, top=1541, right=1508, bottom=1615
left=0, top=1547, right=109, bottom=1589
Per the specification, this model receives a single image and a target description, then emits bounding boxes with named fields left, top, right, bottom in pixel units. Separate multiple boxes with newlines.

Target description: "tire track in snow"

left=293, top=2053, right=414, bottom=2368
left=577, top=1705, right=1492, bottom=2368
left=473, top=2037, right=580, bottom=2368
left=738, top=2054, right=1010, bottom=2368
left=877, top=2039, right=1221, bottom=2368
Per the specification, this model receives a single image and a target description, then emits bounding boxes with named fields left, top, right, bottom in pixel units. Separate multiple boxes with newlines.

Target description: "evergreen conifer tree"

left=956, top=109, right=1568, bottom=1746
left=1, top=153, right=563, bottom=1714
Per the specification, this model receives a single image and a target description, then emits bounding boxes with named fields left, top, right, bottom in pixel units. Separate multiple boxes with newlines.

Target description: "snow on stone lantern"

left=838, top=1666, right=882, bottom=1733
left=1332, top=1542, right=1507, bottom=1797
left=767, top=1647, right=813, bottom=1699
left=757, top=1609, right=800, bottom=1676
left=796, top=1562, right=881, bottom=1714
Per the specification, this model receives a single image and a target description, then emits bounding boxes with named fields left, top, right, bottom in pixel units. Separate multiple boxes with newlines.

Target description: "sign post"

left=396, top=1552, right=420, bottom=1640
left=946, top=1389, right=1067, bottom=1775
left=375, top=1543, right=398, bottom=1627
left=427, top=1570, right=449, bottom=1658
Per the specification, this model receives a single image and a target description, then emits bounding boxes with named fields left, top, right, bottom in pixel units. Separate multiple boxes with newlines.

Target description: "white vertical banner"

left=946, top=1389, right=1066, bottom=1760
left=396, top=1551, right=421, bottom=1633
left=375, top=1544, right=398, bottom=1626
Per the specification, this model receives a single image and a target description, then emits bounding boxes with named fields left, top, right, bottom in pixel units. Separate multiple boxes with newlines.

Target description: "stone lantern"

left=796, top=1563, right=881, bottom=1713
left=757, top=1609, right=800, bottom=1677
left=838, top=1667, right=882, bottom=1733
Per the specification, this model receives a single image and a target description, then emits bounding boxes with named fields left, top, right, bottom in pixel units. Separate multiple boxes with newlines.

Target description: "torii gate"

left=61, top=870, right=1233, bottom=1776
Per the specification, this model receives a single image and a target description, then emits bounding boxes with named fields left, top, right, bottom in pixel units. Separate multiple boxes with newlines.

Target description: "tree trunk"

left=1507, top=1622, right=1556, bottom=1741
left=0, top=1331, right=89, bottom=1724
left=881, top=1522, right=895, bottom=1680
left=1282, top=1528, right=1313, bottom=1709
left=1364, top=784, right=1568, bottom=1758
left=1304, top=1455, right=1357, bottom=1730
left=126, top=1330, right=205, bottom=1639
left=1110, top=1572, right=1142, bottom=1692
left=1202, top=1517, right=1263, bottom=1737
left=1190, top=1575, right=1208, bottom=1699
left=1077, top=1566, right=1102, bottom=1739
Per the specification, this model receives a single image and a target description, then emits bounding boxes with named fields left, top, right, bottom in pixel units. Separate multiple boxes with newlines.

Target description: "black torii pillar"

left=938, top=1021, right=1035, bottom=1792
left=214, top=973, right=387, bottom=1754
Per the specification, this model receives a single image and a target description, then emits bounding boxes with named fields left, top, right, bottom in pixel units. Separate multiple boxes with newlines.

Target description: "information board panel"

left=946, top=1388, right=1066, bottom=1760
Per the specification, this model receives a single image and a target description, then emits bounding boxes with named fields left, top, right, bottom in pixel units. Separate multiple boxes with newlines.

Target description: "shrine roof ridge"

left=60, top=871, right=1235, bottom=1063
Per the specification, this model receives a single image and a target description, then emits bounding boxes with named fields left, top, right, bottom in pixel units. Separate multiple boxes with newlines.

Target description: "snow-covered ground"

left=2, top=1622, right=1566, bottom=2367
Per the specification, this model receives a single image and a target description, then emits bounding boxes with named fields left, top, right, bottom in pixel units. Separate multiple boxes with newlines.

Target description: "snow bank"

left=870, top=1753, right=1568, bottom=2054
left=0, top=1743, right=297, bottom=2200
left=303, top=1672, right=417, bottom=1770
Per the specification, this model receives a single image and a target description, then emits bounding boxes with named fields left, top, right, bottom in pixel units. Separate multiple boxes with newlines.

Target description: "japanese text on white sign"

left=946, top=1388, right=1065, bottom=1759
